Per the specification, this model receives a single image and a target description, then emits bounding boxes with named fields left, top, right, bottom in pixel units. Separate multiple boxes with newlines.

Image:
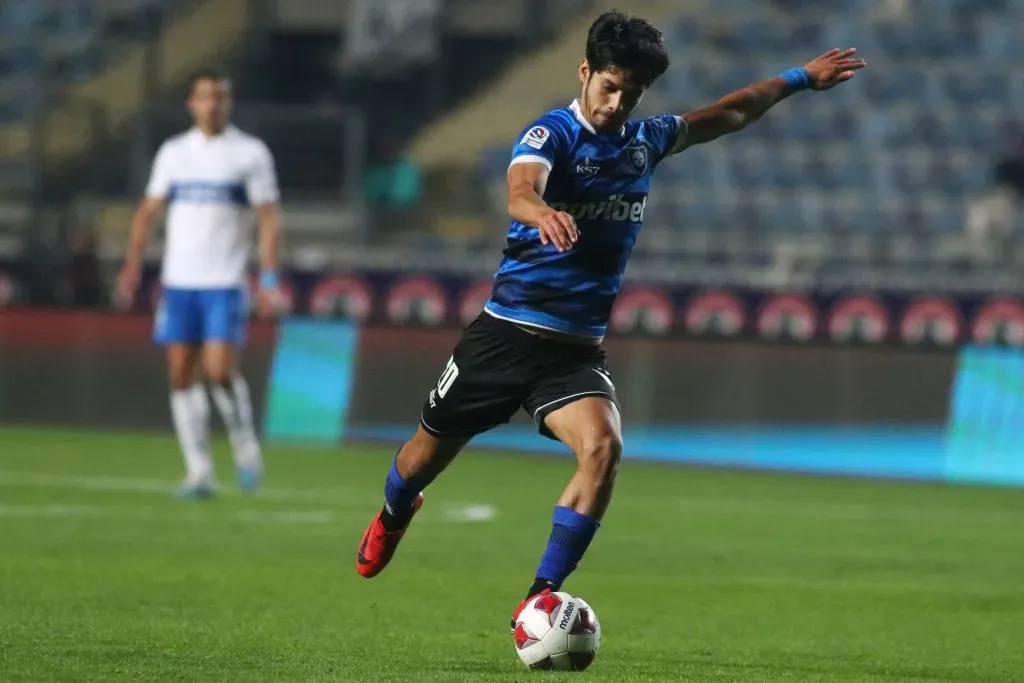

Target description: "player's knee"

left=576, top=432, right=622, bottom=486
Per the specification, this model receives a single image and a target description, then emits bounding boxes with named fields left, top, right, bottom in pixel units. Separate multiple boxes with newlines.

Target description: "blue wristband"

left=260, top=271, right=279, bottom=289
left=779, top=67, right=811, bottom=92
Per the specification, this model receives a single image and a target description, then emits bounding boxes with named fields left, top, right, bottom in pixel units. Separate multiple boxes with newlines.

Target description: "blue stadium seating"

left=0, top=0, right=169, bottom=123
left=478, top=0, right=1024, bottom=242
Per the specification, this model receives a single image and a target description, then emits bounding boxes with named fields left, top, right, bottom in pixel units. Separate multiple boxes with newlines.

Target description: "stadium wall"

left=0, top=309, right=952, bottom=426
left=9, top=308, right=1019, bottom=485
left=0, top=310, right=276, bottom=430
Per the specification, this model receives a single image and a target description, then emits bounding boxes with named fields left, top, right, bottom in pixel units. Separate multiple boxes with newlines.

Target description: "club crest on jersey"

left=522, top=126, right=550, bottom=150
left=625, top=144, right=649, bottom=175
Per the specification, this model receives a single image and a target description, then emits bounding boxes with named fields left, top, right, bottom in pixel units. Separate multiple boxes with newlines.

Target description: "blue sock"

left=534, top=506, right=601, bottom=587
left=381, top=456, right=431, bottom=530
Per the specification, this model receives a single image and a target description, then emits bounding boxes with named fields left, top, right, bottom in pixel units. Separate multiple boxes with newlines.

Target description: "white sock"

left=211, top=374, right=262, bottom=470
left=170, top=385, right=213, bottom=483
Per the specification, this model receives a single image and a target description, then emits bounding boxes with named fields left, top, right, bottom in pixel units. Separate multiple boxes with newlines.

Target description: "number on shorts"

left=436, top=356, right=459, bottom=399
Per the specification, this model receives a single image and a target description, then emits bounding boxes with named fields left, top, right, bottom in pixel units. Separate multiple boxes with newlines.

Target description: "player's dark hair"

left=188, top=67, right=228, bottom=94
left=585, top=11, right=669, bottom=88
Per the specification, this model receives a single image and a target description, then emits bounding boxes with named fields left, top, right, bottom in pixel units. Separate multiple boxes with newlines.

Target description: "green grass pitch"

left=2, top=427, right=1024, bottom=682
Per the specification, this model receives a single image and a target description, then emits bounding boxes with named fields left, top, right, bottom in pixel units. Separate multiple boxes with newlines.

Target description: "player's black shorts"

left=420, top=312, right=619, bottom=441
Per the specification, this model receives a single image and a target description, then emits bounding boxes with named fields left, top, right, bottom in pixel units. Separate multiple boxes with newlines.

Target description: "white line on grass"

left=0, top=471, right=173, bottom=494
left=0, top=502, right=338, bottom=525
left=443, top=503, right=499, bottom=523
left=0, top=471, right=498, bottom=524
left=0, top=470, right=365, bottom=505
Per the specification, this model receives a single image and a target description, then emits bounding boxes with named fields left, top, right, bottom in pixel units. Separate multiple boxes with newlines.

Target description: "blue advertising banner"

left=263, top=318, right=359, bottom=445
left=945, top=345, right=1024, bottom=485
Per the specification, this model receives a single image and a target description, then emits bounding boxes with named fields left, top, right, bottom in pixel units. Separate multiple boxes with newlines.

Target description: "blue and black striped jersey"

left=484, top=99, right=684, bottom=338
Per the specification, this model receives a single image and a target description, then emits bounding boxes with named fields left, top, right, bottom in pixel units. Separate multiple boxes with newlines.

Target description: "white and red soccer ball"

left=512, top=591, right=601, bottom=671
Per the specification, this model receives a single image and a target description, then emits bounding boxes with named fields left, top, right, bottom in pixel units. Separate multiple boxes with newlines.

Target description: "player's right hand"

left=537, top=210, right=578, bottom=253
left=115, top=261, right=141, bottom=308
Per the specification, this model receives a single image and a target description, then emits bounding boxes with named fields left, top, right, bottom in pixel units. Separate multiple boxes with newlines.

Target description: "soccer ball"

left=512, top=591, right=601, bottom=671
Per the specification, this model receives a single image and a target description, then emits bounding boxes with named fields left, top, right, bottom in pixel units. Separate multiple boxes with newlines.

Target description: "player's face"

left=579, top=61, right=646, bottom=132
left=188, top=78, right=232, bottom=132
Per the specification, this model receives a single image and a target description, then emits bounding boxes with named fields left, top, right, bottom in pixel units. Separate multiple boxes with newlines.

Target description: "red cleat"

left=510, top=587, right=552, bottom=633
left=356, top=493, right=424, bottom=578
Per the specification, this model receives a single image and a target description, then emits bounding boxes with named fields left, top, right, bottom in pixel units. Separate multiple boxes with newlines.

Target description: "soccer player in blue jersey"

left=355, top=11, right=866, bottom=622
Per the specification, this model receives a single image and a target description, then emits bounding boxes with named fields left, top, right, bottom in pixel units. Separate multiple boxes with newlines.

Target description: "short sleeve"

left=642, top=114, right=687, bottom=162
left=246, top=141, right=280, bottom=205
left=145, top=143, right=173, bottom=199
left=508, top=113, right=571, bottom=172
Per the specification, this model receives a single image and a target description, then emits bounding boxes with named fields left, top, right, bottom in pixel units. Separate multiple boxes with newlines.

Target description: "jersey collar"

left=189, top=124, right=238, bottom=141
left=569, top=99, right=626, bottom=137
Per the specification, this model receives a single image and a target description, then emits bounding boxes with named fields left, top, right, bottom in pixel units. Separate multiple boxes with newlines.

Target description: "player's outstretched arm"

left=508, top=162, right=578, bottom=253
left=675, top=48, right=866, bottom=152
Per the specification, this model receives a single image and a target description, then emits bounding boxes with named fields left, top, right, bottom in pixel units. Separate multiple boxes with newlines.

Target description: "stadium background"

left=0, top=0, right=1022, bottom=482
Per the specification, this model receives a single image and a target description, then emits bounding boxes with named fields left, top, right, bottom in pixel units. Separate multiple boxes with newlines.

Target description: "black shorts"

left=420, top=313, right=619, bottom=441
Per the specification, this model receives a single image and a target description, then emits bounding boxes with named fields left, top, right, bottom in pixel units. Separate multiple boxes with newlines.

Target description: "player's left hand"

left=803, top=48, right=866, bottom=91
left=256, top=288, right=280, bottom=318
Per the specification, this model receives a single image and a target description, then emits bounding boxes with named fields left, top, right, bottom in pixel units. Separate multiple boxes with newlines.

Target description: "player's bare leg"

left=512, top=397, right=622, bottom=626
left=546, top=397, right=622, bottom=519
left=167, top=344, right=215, bottom=497
left=204, top=341, right=262, bottom=492
left=356, top=426, right=470, bottom=577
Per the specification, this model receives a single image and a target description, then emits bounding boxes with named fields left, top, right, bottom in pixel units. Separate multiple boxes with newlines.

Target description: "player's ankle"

left=379, top=505, right=408, bottom=532
left=526, top=578, right=559, bottom=599
left=380, top=493, right=423, bottom=532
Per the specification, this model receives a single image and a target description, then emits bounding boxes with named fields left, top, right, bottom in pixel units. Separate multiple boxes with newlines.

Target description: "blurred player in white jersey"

left=116, top=68, right=282, bottom=498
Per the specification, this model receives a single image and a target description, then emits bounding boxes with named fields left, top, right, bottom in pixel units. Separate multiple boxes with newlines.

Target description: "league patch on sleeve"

left=521, top=126, right=551, bottom=150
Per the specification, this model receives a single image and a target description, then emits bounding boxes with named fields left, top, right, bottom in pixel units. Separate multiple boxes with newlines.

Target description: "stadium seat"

left=0, top=0, right=173, bottom=122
